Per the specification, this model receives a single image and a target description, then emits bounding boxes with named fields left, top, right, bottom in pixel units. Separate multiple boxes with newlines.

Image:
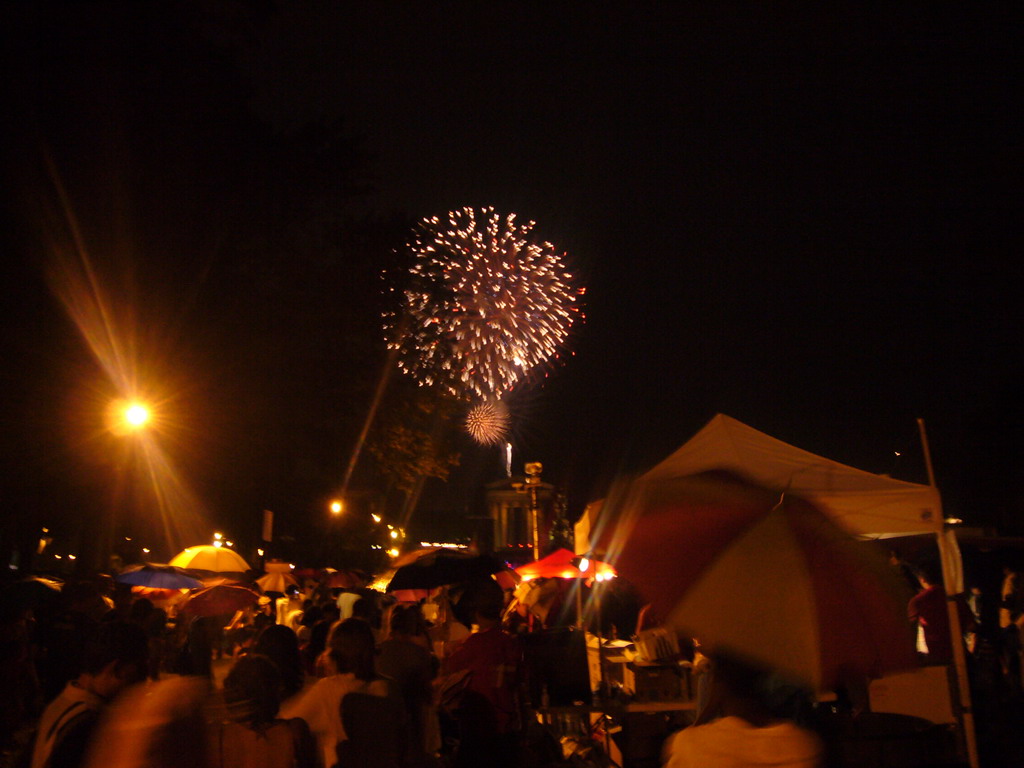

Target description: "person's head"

left=351, top=595, right=381, bottom=628
left=389, top=603, right=428, bottom=638
left=321, top=603, right=341, bottom=625
left=254, top=624, right=303, bottom=697
left=129, top=597, right=154, bottom=624
left=79, top=621, right=149, bottom=700
left=913, top=561, right=943, bottom=588
left=327, top=618, right=376, bottom=680
left=462, top=578, right=505, bottom=625
left=224, top=654, right=283, bottom=727
left=706, top=650, right=776, bottom=723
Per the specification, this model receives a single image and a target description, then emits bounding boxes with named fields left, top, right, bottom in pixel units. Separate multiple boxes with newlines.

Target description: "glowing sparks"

left=465, top=399, right=510, bottom=445
left=384, top=207, right=582, bottom=399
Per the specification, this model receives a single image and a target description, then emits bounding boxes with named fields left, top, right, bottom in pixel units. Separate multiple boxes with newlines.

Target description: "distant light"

left=289, top=563, right=295, bottom=570
left=330, top=500, right=343, bottom=515
left=213, top=540, right=223, bottom=548
left=371, top=514, right=382, bottom=524
left=214, top=532, right=223, bottom=540
left=121, top=402, right=151, bottom=430
left=388, top=548, right=400, bottom=558
left=945, top=517, right=963, bottom=525
left=125, top=537, right=132, bottom=541
left=390, top=530, right=399, bottom=539
left=68, top=554, right=76, bottom=560
left=257, top=548, right=265, bottom=557
left=42, top=527, right=49, bottom=533
left=387, top=524, right=394, bottom=530
left=142, top=548, right=150, bottom=554
left=578, top=557, right=590, bottom=573
left=225, top=541, right=234, bottom=548
left=894, top=451, right=902, bottom=457
left=54, top=554, right=62, bottom=560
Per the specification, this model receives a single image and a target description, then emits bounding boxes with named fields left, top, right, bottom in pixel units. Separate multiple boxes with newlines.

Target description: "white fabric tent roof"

left=576, top=413, right=943, bottom=551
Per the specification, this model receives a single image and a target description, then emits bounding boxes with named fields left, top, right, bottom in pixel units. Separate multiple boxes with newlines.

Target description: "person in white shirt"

left=663, top=651, right=822, bottom=768
left=280, top=618, right=389, bottom=768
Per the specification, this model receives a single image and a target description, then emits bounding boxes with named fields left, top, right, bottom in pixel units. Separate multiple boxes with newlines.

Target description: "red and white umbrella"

left=610, top=471, right=917, bottom=691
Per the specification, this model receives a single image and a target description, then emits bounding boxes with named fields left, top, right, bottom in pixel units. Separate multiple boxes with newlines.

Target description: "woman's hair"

left=389, top=603, right=428, bottom=637
left=254, top=624, right=304, bottom=698
left=327, top=618, right=376, bottom=680
left=224, top=654, right=283, bottom=726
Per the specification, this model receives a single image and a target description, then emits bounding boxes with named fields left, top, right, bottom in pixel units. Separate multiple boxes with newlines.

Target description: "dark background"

left=1, top=2, right=1021, bottom=567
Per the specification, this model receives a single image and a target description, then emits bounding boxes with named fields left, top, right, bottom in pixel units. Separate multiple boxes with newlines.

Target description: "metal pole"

left=918, top=418, right=979, bottom=768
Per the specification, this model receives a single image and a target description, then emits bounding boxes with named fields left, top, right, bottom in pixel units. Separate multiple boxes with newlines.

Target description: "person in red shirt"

left=908, top=561, right=975, bottom=664
left=442, top=579, right=523, bottom=768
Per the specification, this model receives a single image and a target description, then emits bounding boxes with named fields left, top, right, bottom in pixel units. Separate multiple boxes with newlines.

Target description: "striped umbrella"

left=611, top=471, right=917, bottom=691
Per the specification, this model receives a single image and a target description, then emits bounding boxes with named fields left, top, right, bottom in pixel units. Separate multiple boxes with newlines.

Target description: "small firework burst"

left=465, top=400, right=510, bottom=445
left=383, top=206, right=583, bottom=399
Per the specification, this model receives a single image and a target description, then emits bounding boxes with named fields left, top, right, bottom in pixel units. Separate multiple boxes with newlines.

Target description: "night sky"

left=2, top=3, right=1021, bottom=566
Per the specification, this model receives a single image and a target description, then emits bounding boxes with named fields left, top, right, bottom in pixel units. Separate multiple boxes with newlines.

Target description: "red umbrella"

left=516, top=548, right=616, bottom=582
left=609, top=471, right=918, bottom=691
left=181, top=584, right=258, bottom=617
left=325, top=570, right=365, bottom=589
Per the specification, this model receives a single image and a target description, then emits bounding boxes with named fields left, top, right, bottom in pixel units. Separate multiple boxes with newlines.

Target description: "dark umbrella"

left=386, top=548, right=504, bottom=592
left=181, top=584, right=259, bottom=617
left=115, top=564, right=203, bottom=590
left=0, top=576, right=63, bottom=615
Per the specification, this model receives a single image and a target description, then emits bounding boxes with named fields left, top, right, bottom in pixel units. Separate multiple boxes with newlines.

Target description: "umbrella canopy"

left=1, top=576, right=63, bottom=614
left=325, top=570, right=365, bottom=589
left=613, top=471, right=918, bottom=691
left=516, top=548, right=616, bottom=582
left=255, top=572, right=299, bottom=594
left=181, top=584, right=259, bottom=617
left=169, top=546, right=251, bottom=574
left=116, top=564, right=203, bottom=590
left=386, top=548, right=504, bottom=592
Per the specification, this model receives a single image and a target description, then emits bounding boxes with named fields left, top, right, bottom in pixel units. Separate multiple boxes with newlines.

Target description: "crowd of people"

left=2, top=552, right=1024, bottom=768
left=0, top=574, right=534, bottom=768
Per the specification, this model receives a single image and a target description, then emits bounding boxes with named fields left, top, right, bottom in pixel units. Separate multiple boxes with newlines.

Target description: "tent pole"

left=918, top=418, right=979, bottom=768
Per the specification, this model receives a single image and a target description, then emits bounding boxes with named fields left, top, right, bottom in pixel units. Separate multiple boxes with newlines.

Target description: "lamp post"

left=524, top=462, right=543, bottom=560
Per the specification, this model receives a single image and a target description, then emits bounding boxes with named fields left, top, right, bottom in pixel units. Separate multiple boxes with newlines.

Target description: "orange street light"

left=330, top=500, right=344, bottom=515
left=123, top=402, right=150, bottom=429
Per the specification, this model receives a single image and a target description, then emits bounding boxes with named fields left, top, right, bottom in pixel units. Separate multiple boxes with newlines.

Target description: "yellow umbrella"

left=256, top=572, right=299, bottom=593
left=169, top=545, right=251, bottom=573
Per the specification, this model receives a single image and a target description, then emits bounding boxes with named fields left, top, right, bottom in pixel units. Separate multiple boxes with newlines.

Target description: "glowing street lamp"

left=124, top=403, right=150, bottom=428
left=329, top=500, right=344, bottom=515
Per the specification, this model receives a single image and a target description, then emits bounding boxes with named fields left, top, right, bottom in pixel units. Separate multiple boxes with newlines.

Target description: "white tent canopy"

left=573, top=413, right=976, bottom=767
left=575, top=413, right=943, bottom=551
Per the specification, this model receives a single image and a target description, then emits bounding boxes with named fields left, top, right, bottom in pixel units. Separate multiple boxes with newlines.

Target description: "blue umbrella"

left=116, top=564, right=203, bottom=590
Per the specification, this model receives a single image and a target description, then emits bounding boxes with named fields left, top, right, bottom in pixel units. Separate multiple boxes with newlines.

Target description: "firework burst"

left=465, top=399, right=511, bottom=445
left=384, top=207, right=583, bottom=399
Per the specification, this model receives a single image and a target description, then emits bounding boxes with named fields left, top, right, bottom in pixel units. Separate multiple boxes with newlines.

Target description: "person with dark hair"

left=441, top=579, right=523, bottom=768
left=30, top=621, right=148, bottom=768
left=378, top=604, right=440, bottom=758
left=210, top=654, right=316, bottom=768
left=302, top=604, right=339, bottom=677
left=663, top=652, right=822, bottom=768
left=254, top=624, right=305, bottom=700
left=35, top=581, right=103, bottom=702
left=280, top=618, right=389, bottom=767
left=908, top=560, right=975, bottom=664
